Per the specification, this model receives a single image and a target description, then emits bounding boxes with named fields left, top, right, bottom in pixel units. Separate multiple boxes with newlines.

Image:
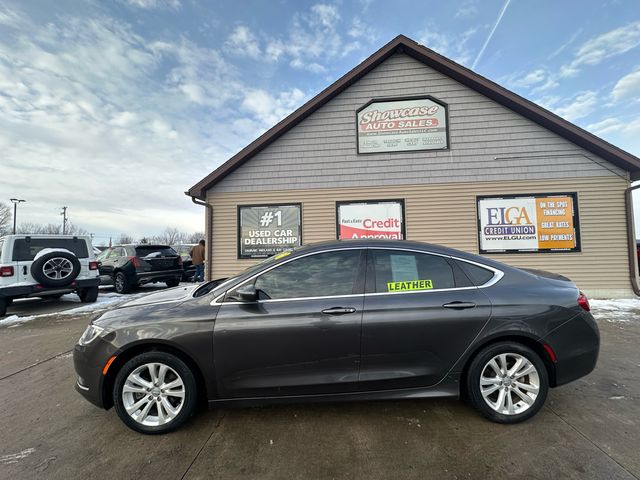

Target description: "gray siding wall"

left=214, top=53, right=627, bottom=193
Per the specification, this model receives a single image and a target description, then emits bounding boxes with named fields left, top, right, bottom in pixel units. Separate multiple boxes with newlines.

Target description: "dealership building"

left=188, top=35, right=640, bottom=298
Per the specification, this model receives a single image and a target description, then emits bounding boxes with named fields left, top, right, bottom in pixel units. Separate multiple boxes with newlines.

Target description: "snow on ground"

left=0, top=288, right=161, bottom=328
left=589, top=298, right=640, bottom=323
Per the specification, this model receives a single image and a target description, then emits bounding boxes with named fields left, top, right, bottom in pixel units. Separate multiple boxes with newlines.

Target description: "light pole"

left=9, top=199, right=26, bottom=234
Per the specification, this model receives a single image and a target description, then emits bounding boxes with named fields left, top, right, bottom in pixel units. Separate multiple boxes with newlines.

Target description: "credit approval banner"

left=337, top=200, right=404, bottom=240
left=357, top=97, right=448, bottom=154
left=477, top=193, right=580, bottom=253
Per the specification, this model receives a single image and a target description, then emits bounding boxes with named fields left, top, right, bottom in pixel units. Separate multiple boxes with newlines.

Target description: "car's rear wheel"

left=113, top=352, right=197, bottom=434
left=165, top=279, right=180, bottom=288
left=79, top=286, right=99, bottom=303
left=466, top=342, right=548, bottom=423
left=113, top=272, right=131, bottom=294
left=0, top=298, right=7, bottom=317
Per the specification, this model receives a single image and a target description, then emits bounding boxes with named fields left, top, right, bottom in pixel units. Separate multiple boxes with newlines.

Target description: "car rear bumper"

left=542, top=311, right=600, bottom=387
left=135, top=270, right=183, bottom=285
left=0, top=277, right=100, bottom=300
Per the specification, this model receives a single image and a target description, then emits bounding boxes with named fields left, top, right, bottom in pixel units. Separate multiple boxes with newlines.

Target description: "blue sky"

left=1, top=0, right=639, bottom=242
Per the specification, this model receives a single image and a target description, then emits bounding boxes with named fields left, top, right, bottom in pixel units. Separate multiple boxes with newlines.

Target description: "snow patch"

left=33, top=248, right=75, bottom=261
left=0, top=448, right=36, bottom=465
left=590, top=299, right=640, bottom=323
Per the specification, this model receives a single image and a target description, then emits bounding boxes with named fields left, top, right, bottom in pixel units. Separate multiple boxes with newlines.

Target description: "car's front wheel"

left=113, top=352, right=198, bottom=434
left=165, top=279, right=180, bottom=288
left=466, top=342, right=548, bottom=423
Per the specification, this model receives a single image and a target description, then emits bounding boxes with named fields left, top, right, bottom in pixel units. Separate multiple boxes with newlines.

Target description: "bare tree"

left=117, top=233, right=134, bottom=244
left=186, top=231, right=205, bottom=244
left=16, top=222, right=87, bottom=235
left=0, top=202, right=11, bottom=235
left=154, top=227, right=184, bottom=245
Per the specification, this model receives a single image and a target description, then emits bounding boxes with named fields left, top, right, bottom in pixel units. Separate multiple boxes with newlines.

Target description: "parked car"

left=0, top=234, right=100, bottom=317
left=74, top=239, right=599, bottom=434
left=171, top=244, right=196, bottom=281
left=96, top=244, right=183, bottom=294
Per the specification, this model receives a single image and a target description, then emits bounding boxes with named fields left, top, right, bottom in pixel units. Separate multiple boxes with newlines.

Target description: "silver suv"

left=0, top=235, right=100, bottom=317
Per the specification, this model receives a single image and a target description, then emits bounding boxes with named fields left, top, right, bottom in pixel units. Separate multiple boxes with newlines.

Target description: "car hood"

left=119, top=284, right=199, bottom=308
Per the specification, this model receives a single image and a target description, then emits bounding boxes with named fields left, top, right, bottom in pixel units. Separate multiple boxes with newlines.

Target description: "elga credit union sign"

left=357, top=96, right=448, bottom=154
left=477, top=193, right=581, bottom=253
left=238, top=204, right=302, bottom=258
left=337, top=200, right=405, bottom=240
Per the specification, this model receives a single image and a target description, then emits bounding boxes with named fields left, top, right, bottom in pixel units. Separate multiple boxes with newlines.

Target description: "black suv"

left=97, top=245, right=183, bottom=294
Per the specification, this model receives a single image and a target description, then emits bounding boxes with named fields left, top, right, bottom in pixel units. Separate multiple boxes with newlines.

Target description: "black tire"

left=165, top=279, right=180, bottom=288
left=0, top=298, right=7, bottom=317
left=5, top=298, right=13, bottom=307
left=466, top=341, right=548, bottom=424
left=113, top=271, right=131, bottom=294
left=113, top=351, right=198, bottom=434
left=31, top=251, right=81, bottom=287
left=79, top=286, right=99, bottom=303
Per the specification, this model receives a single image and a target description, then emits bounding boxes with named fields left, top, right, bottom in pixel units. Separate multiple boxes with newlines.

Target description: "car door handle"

left=443, top=302, right=476, bottom=309
left=321, top=307, right=357, bottom=315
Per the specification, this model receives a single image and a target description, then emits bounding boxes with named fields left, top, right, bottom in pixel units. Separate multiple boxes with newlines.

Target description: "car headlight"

left=78, top=324, right=106, bottom=346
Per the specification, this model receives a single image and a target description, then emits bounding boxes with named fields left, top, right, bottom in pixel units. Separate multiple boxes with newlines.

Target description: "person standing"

left=190, top=240, right=206, bottom=282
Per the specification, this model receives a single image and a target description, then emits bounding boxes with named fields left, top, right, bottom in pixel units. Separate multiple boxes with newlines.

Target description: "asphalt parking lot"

left=1, top=299, right=639, bottom=480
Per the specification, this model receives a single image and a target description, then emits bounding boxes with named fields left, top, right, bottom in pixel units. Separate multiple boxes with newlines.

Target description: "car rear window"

left=12, top=238, right=89, bottom=261
left=135, top=246, right=177, bottom=258
left=456, top=260, right=496, bottom=286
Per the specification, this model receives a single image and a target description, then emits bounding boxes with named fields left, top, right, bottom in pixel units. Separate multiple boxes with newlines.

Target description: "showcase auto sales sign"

left=357, top=97, right=448, bottom=154
left=338, top=201, right=404, bottom=240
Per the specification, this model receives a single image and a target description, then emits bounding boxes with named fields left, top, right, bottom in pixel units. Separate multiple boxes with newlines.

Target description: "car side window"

left=253, top=250, right=362, bottom=300
left=455, top=260, right=496, bottom=286
left=371, top=250, right=456, bottom=293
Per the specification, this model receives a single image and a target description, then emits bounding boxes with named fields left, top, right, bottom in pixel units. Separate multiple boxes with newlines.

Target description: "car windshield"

left=172, top=245, right=194, bottom=256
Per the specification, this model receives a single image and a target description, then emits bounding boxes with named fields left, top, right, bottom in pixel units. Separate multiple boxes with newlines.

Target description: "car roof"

left=286, top=239, right=507, bottom=269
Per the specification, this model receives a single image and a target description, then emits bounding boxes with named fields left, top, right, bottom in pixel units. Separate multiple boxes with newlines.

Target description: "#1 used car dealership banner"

left=238, top=204, right=302, bottom=258
left=337, top=200, right=404, bottom=240
left=357, top=97, right=448, bottom=154
left=477, top=193, right=580, bottom=253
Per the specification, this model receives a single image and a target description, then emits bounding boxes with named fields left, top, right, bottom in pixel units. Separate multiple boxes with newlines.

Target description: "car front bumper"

left=73, top=338, right=115, bottom=409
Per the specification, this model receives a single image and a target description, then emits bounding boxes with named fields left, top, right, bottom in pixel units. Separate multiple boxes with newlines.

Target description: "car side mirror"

left=235, top=284, right=258, bottom=302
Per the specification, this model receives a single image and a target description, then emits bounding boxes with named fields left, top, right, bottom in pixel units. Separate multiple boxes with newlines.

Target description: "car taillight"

left=89, top=261, right=99, bottom=270
left=578, top=291, right=590, bottom=312
left=129, top=256, right=141, bottom=268
left=0, top=266, right=14, bottom=277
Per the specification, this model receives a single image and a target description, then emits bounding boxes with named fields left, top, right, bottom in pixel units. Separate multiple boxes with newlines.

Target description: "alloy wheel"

left=479, top=353, right=540, bottom=415
left=122, top=362, right=186, bottom=427
left=42, top=257, right=74, bottom=280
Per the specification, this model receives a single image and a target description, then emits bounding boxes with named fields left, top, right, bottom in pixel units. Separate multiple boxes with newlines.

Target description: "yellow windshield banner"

left=387, top=279, right=433, bottom=292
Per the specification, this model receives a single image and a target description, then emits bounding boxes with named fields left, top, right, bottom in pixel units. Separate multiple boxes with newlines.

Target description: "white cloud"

left=0, top=10, right=289, bottom=240
left=120, top=0, right=181, bottom=10
left=263, top=3, right=369, bottom=72
left=455, top=0, right=478, bottom=18
left=611, top=67, right=640, bottom=102
left=586, top=117, right=624, bottom=135
left=241, top=88, right=307, bottom=126
left=561, top=21, right=640, bottom=77
left=225, top=25, right=262, bottom=59
left=554, top=91, right=598, bottom=121
left=417, top=26, right=478, bottom=66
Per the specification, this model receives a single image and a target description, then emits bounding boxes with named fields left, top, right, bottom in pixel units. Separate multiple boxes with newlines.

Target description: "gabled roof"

left=187, top=34, right=640, bottom=199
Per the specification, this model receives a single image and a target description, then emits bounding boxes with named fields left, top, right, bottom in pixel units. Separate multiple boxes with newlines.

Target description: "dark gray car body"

left=74, top=240, right=599, bottom=410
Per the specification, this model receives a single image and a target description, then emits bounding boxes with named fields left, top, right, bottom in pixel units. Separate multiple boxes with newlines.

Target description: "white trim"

left=211, top=245, right=504, bottom=305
